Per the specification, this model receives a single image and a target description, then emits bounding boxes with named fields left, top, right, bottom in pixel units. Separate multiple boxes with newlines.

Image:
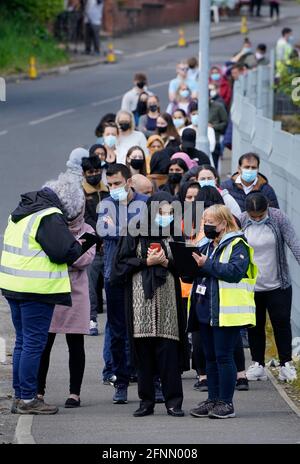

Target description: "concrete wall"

left=232, top=68, right=300, bottom=341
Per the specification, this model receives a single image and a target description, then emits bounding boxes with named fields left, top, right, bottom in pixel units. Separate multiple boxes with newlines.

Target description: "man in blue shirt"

left=168, top=60, right=198, bottom=103
left=97, top=164, right=148, bottom=404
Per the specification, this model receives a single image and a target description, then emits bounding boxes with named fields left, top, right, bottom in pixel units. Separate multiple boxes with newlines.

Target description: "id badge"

left=196, top=284, right=207, bottom=296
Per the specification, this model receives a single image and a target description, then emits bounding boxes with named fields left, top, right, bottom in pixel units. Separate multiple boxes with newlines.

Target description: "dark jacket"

left=96, top=191, right=148, bottom=280
left=187, top=233, right=250, bottom=330
left=83, top=180, right=109, bottom=253
left=208, top=100, right=228, bottom=142
left=150, top=146, right=179, bottom=174
left=1, top=188, right=82, bottom=306
left=180, top=146, right=211, bottom=165
left=220, top=172, right=279, bottom=212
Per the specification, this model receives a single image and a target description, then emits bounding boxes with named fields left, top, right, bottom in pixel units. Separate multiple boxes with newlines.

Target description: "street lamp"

left=196, top=0, right=211, bottom=155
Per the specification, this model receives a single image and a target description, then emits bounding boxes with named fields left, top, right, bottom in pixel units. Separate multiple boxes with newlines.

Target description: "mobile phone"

left=149, top=243, right=161, bottom=252
left=78, top=232, right=98, bottom=253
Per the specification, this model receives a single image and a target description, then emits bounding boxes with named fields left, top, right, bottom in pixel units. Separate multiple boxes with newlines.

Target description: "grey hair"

left=43, top=171, right=85, bottom=220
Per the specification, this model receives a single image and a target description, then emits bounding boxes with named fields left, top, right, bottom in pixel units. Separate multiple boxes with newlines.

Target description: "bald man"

left=132, top=174, right=154, bottom=196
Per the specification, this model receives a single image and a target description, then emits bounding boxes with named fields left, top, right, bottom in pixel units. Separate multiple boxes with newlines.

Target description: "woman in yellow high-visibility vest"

left=189, top=204, right=257, bottom=419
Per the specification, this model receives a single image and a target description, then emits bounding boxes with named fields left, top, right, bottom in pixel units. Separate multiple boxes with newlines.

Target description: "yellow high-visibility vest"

left=0, top=208, right=71, bottom=294
left=218, top=237, right=257, bottom=327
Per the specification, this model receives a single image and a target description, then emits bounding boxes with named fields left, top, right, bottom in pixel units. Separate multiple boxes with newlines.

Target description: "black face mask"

left=157, top=126, right=168, bottom=134
left=86, top=174, right=102, bottom=186
left=204, top=224, right=220, bottom=240
left=136, top=101, right=147, bottom=115
left=119, top=122, right=131, bottom=131
left=149, top=104, right=158, bottom=112
left=101, top=162, right=108, bottom=170
left=136, top=81, right=146, bottom=89
left=168, top=173, right=182, bottom=184
left=130, top=159, right=144, bottom=170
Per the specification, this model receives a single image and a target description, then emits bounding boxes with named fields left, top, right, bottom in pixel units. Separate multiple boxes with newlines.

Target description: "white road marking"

left=91, top=95, right=123, bottom=107
left=0, top=130, right=8, bottom=136
left=29, top=109, right=75, bottom=126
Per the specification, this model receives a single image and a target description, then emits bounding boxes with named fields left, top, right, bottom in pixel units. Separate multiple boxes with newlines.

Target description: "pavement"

left=4, top=1, right=300, bottom=82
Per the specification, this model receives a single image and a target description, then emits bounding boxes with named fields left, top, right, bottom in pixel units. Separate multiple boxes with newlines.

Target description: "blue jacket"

left=221, top=172, right=279, bottom=212
left=96, top=191, right=148, bottom=280
left=188, top=232, right=250, bottom=329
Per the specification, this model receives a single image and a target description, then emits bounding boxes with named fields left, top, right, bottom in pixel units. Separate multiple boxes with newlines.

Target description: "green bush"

left=1, top=0, right=64, bottom=23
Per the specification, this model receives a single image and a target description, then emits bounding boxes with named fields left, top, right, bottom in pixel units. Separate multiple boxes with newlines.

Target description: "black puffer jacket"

left=1, top=188, right=82, bottom=306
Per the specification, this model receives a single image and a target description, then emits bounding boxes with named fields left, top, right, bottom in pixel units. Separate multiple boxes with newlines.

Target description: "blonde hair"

left=116, top=110, right=135, bottom=131
left=204, top=205, right=240, bottom=233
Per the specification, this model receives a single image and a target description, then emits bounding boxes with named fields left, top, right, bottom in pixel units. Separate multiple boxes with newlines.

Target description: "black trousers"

left=250, top=0, right=262, bottom=16
left=270, top=2, right=280, bottom=17
left=134, top=338, right=183, bottom=410
left=192, top=330, right=245, bottom=375
left=248, top=286, right=292, bottom=366
left=85, top=23, right=100, bottom=53
left=38, top=333, right=85, bottom=396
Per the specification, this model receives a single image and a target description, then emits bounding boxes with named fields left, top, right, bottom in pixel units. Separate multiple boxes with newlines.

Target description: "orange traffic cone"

left=29, top=56, right=38, bottom=79
left=178, top=28, right=187, bottom=47
left=106, top=43, right=117, bottom=63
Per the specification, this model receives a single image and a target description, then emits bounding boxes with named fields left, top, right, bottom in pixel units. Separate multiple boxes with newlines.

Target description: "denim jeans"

left=8, top=298, right=54, bottom=400
left=104, top=280, right=130, bottom=386
left=199, top=323, right=241, bottom=404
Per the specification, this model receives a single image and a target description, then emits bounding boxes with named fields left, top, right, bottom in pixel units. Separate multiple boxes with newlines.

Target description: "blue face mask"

left=199, top=179, right=216, bottom=188
left=179, top=90, right=190, bottom=99
left=104, top=135, right=117, bottom=148
left=211, top=73, right=221, bottom=81
left=191, top=114, right=198, bottom=126
left=243, top=47, right=252, bottom=54
left=241, top=169, right=258, bottom=183
left=249, top=214, right=268, bottom=226
left=173, top=118, right=184, bottom=129
left=154, top=214, right=174, bottom=228
left=110, top=185, right=128, bottom=202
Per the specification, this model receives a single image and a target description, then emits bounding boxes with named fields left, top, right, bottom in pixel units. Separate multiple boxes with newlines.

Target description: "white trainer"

left=278, top=362, right=297, bottom=382
left=246, top=362, right=268, bottom=381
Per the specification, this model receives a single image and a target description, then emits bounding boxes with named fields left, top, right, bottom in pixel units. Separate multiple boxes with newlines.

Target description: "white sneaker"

left=246, top=362, right=268, bottom=381
left=278, top=362, right=297, bottom=382
left=89, top=320, right=99, bottom=336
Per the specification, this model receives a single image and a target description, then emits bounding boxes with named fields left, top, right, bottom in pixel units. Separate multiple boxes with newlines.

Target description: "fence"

left=231, top=61, right=300, bottom=340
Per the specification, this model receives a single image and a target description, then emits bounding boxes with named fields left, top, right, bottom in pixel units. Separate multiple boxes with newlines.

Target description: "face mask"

left=168, top=173, right=182, bottom=184
left=241, top=169, right=258, bottom=183
left=255, top=52, right=263, bottom=60
left=179, top=90, right=190, bottom=99
left=149, top=104, right=158, bottom=112
left=130, top=159, right=144, bottom=170
left=249, top=214, right=268, bottom=226
left=86, top=174, right=102, bottom=186
left=136, top=81, right=146, bottom=89
left=101, top=161, right=108, bottom=169
left=119, top=122, right=131, bottom=132
left=243, top=47, right=252, bottom=54
left=157, top=125, right=168, bottom=134
left=211, top=72, right=221, bottom=81
left=210, top=89, right=217, bottom=99
left=110, top=185, right=128, bottom=202
left=173, top=118, right=184, bottom=129
left=104, top=135, right=117, bottom=148
left=288, top=36, right=294, bottom=44
left=199, top=179, right=216, bottom=188
left=155, top=213, right=174, bottom=228
left=204, top=224, right=220, bottom=240
left=191, top=114, right=198, bottom=126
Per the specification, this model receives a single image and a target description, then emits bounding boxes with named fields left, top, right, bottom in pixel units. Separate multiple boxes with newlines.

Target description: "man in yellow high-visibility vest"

left=0, top=166, right=86, bottom=415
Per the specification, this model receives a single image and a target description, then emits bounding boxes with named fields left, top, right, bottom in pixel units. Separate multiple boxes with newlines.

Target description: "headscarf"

left=171, top=152, right=198, bottom=170
left=147, top=134, right=164, bottom=151
left=66, top=147, right=89, bottom=176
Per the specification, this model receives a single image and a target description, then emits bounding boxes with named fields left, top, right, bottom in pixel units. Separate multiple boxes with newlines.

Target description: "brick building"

left=102, top=0, right=199, bottom=36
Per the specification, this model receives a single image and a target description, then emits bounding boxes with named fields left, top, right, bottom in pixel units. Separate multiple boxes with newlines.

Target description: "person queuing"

left=95, top=113, right=116, bottom=144
left=168, top=60, right=198, bottom=103
left=209, top=66, right=232, bottom=110
left=138, top=95, right=160, bottom=138
left=121, top=72, right=153, bottom=115
left=221, top=152, right=279, bottom=212
left=115, top=110, right=148, bottom=165
left=197, top=165, right=241, bottom=219
left=82, top=156, right=109, bottom=336
left=89, top=143, right=108, bottom=185
left=126, top=146, right=147, bottom=177
left=160, top=159, right=189, bottom=197
left=189, top=205, right=257, bottom=419
left=0, top=172, right=85, bottom=415
left=146, top=135, right=165, bottom=174
left=134, top=92, right=149, bottom=126
left=241, top=193, right=300, bottom=382
left=131, top=174, right=154, bottom=197
left=96, top=164, right=148, bottom=404
left=208, top=93, right=228, bottom=170
left=102, top=122, right=118, bottom=166
left=37, top=172, right=96, bottom=408
left=186, top=101, right=216, bottom=156
left=167, top=85, right=193, bottom=116
left=172, top=109, right=189, bottom=136
left=111, top=192, right=186, bottom=417
left=156, top=113, right=181, bottom=149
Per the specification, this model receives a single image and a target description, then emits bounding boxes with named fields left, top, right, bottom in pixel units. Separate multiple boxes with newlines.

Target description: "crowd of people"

left=1, top=30, right=300, bottom=420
